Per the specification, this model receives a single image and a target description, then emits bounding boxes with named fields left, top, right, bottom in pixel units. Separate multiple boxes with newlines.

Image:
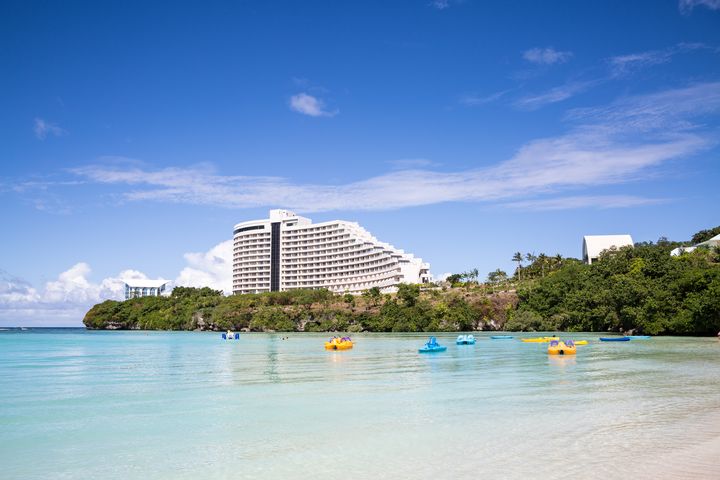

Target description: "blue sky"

left=1, top=0, right=719, bottom=325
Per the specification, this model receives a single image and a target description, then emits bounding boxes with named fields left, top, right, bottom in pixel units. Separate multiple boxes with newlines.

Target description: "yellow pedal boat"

left=548, top=340, right=576, bottom=355
left=324, top=336, right=353, bottom=350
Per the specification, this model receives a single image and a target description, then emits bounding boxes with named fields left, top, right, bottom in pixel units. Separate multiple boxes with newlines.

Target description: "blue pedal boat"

left=419, top=337, right=447, bottom=353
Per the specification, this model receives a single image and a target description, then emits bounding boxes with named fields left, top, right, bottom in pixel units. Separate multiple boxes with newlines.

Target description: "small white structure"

left=582, top=235, right=634, bottom=264
left=124, top=279, right=169, bottom=300
left=671, top=233, right=720, bottom=256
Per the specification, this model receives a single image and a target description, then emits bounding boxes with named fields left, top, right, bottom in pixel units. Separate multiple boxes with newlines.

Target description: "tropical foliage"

left=509, top=241, right=720, bottom=335
left=84, top=227, right=720, bottom=335
left=84, top=283, right=516, bottom=333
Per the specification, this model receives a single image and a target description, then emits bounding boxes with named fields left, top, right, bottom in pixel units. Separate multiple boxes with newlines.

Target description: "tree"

left=487, top=269, right=508, bottom=293
left=362, top=286, right=382, bottom=306
left=537, top=253, right=549, bottom=277
left=397, top=283, right=420, bottom=307
left=470, top=268, right=479, bottom=282
left=446, top=273, right=463, bottom=285
left=691, top=226, right=720, bottom=245
left=512, top=252, right=523, bottom=280
left=461, top=268, right=479, bottom=283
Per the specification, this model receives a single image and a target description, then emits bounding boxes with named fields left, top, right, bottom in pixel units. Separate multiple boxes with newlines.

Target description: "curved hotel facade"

left=233, top=210, right=431, bottom=295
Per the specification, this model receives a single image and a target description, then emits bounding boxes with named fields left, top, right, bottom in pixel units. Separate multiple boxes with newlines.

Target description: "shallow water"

left=1, top=329, right=719, bottom=479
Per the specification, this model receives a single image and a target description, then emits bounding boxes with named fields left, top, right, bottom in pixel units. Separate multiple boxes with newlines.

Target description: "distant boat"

left=456, top=334, right=476, bottom=345
left=222, top=331, right=240, bottom=340
left=600, top=337, right=630, bottom=342
left=521, top=336, right=559, bottom=343
left=627, top=335, right=651, bottom=340
left=419, top=336, right=447, bottom=353
left=491, top=335, right=514, bottom=339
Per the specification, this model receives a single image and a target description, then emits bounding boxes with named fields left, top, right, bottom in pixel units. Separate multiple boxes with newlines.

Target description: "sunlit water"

left=1, top=329, right=719, bottom=479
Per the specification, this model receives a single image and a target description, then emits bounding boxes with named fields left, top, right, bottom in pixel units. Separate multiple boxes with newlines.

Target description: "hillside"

left=83, top=285, right=518, bottom=332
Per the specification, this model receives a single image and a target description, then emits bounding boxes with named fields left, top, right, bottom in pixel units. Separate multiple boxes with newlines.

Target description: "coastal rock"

left=192, top=312, right=207, bottom=330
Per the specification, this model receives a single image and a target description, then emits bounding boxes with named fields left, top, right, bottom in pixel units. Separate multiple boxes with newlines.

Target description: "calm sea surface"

left=1, top=329, right=719, bottom=479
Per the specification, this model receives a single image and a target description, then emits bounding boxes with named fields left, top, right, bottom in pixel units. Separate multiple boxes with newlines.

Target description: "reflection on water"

left=547, top=354, right=577, bottom=369
left=0, top=330, right=719, bottom=479
left=264, top=336, right=280, bottom=383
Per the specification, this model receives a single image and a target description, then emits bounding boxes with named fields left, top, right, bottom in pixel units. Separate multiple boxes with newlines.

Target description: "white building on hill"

left=582, top=234, right=634, bottom=264
left=124, top=279, right=169, bottom=300
left=671, top=233, right=720, bottom=256
left=232, top=209, right=431, bottom=295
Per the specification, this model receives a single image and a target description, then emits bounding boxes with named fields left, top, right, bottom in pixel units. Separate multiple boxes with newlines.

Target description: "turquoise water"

left=1, top=330, right=719, bottom=479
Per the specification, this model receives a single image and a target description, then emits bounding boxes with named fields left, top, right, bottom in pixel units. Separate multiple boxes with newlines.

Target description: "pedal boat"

left=548, top=339, right=576, bottom=355
left=419, top=337, right=447, bottom=353
left=324, top=337, right=353, bottom=350
left=456, top=334, right=476, bottom=345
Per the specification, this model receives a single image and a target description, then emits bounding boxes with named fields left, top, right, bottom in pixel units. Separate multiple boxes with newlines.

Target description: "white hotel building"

left=233, top=210, right=432, bottom=295
left=124, top=279, right=169, bottom=300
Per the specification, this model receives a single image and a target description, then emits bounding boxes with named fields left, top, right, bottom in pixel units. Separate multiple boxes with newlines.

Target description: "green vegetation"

left=507, top=239, right=720, bottom=335
left=691, top=226, right=720, bottom=244
left=84, top=226, right=720, bottom=335
left=84, top=283, right=516, bottom=333
left=83, top=287, right=225, bottom=330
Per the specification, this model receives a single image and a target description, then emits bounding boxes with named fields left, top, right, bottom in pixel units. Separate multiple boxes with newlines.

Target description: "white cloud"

left=33, top=118, right=66, bottom=140
left=69, top=82, right=720, bottom=213
left=434, top=272, right=453, bottom=282
left=460, top=90, right=509, bottom=106
left=514, top=80, right=597, bottom=110
left=679, top=0, right=720, bottom=13
left=515, top=43, right=711, bottom=110
left=289, top=93, right=337, bottom=117
left=387, top=158, right=442, bottom=169
left=609, top=51, right=673, bottom=74
left=0, top=264, right=142, bottom=326
left=428, top=0, right=463, bottom=10
left=608, top=43, right=706, bottom=76
left=523, top=47, right=573, bottom=65
left=0, top=270, right=39, bottom=305
left=502, top=195, right=668, bottom=211
left=175, top=240, right=232, bottom=293
left=0, top=239, right=232, bottom=326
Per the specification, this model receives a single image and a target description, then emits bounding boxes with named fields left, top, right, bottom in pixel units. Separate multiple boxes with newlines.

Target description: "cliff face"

left=83, top=287, right=519, bottom=332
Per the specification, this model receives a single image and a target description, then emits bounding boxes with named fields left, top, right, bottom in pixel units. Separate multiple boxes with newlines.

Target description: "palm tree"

left=538, top=253, right=548, bottom=277
left=525, top=252, right=537, bottom=278
left=512, top=252, right=523, bottom=280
